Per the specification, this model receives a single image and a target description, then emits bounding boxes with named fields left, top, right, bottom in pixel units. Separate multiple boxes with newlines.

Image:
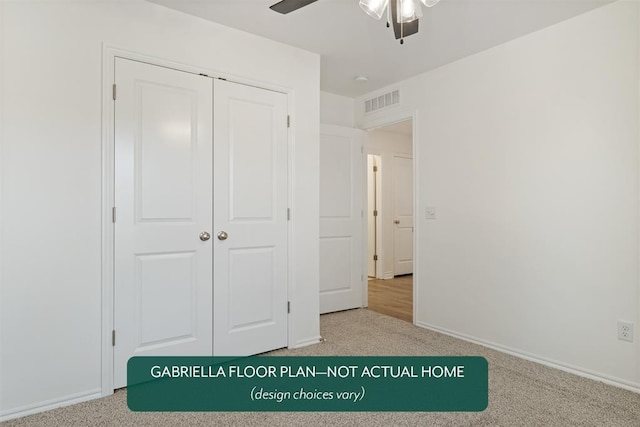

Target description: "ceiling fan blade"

left=390, top=0, right=419, bottom=40
left=270, top=0, right=319, bottom=14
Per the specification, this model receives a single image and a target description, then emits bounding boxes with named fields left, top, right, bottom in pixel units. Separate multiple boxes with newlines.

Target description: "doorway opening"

left=365, top=119, right=414, bottom=323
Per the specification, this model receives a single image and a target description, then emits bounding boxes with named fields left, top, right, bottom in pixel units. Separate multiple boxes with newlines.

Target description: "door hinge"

left=287, top=208, right=290, bottom=221
left=373, top=165, right=378, bottom=172
left=112, top=83, right=116, bottom=101
left=287, top=301, right=290, bottom=313
left=373, top=254, right=378, bottom=261
left=112, top=207, right=116, bottom=223
left=112, top=330, right=116, bottom=346
left=373, top=210, right=378, bottom=217
left=287, top=115, right=290, bottom=128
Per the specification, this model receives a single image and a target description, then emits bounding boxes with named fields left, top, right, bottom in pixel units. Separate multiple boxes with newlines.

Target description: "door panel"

left=114, top=58, right=213, bottom=388
left=229, top=101, right=275, bottom=220
left=137, top=81, right=197, bottom=220
left=228, top=247, right=276, bottom=330
left=319, top=125, right=364, bottom=314
left=320, top=237, right=353, bottom=292
left=393, top=155, right=413, bottom=276
left=136, top=252, right=197, bottom=345
left=213, top=79, right=288, bottom=355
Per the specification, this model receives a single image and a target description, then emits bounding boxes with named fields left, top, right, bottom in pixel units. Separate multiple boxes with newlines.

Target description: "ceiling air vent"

left=364, top=89, right=400, bottom=114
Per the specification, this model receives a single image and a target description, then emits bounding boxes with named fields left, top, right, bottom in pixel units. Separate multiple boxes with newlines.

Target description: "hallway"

left=367, top=275, right=412, bottom=323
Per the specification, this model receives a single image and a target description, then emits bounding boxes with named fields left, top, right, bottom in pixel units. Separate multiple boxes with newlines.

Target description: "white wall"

left=0, top=0, right=320, bottom=419
left=320, top=91, right=355, bottom=127
left=359, top=1, right=640, bottom=388
left=366, top=129, right=413, bottom=279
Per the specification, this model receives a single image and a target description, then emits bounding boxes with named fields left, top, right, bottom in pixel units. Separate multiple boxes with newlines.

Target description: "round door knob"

left=199, top=231, right=211, bottom=241
left=217, top=231, right=228, bottom=241
left=394, top=220, right=400, bottom=224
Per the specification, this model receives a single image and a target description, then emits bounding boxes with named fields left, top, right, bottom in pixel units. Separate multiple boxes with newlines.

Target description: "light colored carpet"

left=4, top=309, right=640, bottom=426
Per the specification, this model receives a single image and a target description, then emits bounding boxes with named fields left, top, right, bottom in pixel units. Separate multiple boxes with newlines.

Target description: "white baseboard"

left=0, top=389, right=103, bottom=422
left=415, top=321, right=640, bottom=394
left=383, top=271, right=394, bottom=280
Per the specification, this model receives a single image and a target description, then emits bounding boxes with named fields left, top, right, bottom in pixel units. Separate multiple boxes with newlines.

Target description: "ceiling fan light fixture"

left=420, top=0, right=440, bottom=7
left=359, top=0, right=389, bottom=20
left=397, top=0, right=422, bottom=24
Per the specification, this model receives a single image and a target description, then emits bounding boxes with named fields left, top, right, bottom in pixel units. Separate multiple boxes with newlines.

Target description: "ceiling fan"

left=269, top=0, right=441, bottom=44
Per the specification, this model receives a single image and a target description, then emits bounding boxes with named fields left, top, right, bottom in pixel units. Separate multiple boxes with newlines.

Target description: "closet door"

left=113, top=58, right=213, bottom=388
left=212, top=79, right=289, bottom=355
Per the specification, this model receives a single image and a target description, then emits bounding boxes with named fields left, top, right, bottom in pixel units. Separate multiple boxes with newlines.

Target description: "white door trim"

left=373, top=156, right=383, bottom=280
left=361, top=110, right=419, bottom=325
left=101, top=45, right=295, bottom=396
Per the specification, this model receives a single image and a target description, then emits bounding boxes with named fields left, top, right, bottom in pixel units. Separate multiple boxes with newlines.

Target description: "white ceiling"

left=147, top=0, right=615, bottom=98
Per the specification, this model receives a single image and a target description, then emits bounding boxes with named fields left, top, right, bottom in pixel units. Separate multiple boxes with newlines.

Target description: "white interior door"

left=393, top=155, right=413, bottom=276
left=319, top=125, right=364, bottom=314
left=213, top=79, right=288, bottom=355
left=113, top=58, right=213, bottom=388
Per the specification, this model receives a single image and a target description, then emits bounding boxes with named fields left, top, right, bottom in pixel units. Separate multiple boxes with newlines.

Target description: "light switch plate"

left=425, top=206, right=437, bottom=220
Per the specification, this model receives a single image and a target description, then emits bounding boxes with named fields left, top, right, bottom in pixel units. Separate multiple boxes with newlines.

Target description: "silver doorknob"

left=217, top=231, right=228, bottom=241
left=199, top=231, right=211, bottom=241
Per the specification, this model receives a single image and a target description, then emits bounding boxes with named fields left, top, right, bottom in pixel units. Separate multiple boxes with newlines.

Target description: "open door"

left=319, top=124, right=365, bottom=314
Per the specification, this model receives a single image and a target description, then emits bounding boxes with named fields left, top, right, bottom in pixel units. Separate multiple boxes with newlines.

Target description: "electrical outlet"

left=618, top=320, right=634, bottom=342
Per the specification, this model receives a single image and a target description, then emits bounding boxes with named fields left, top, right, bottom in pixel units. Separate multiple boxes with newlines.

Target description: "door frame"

left=367, top=154, right=383, bottom=280
left=361, top=110, right=419, bottom=325
left=100, top=46, right=295, bottom=396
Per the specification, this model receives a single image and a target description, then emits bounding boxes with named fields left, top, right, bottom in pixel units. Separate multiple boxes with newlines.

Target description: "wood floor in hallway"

left=367, top=274, right=413, bottom=323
